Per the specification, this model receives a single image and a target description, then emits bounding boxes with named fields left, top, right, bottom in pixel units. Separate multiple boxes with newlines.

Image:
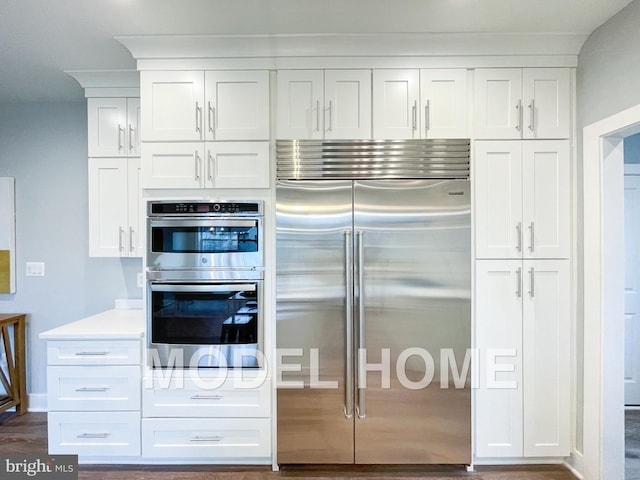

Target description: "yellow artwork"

left=0, top=250, right=10, bottom=293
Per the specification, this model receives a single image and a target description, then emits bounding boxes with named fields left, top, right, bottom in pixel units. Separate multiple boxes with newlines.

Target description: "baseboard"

left=27, top=393, right=47, bottom=412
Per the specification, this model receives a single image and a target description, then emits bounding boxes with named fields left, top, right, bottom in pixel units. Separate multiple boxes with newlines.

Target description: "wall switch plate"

left=26, top=262, right=45, bottom=276
left=136, top=272, right=143, bottom=288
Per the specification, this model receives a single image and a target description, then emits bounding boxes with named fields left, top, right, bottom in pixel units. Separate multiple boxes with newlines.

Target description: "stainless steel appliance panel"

left=276, top=180, right=355, bottom=463
left=353, top=179, right=471, bottom=464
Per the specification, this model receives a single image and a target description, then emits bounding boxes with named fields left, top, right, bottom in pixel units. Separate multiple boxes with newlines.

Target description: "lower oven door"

left=147, top=281, right=262, bottom=368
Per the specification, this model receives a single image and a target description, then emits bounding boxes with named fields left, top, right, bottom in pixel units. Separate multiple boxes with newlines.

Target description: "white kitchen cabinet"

left=88, top=157, right=143, bottom=257
left=141, top=70, right=269, bottom=142
left=373, top=69, right=468, bottom=139
left=474, top=140, right=570, bottom=259
left=45, top=337, right=142, bottom=457
left=142, top=142, right=269, bottom=189
left=475, top=259, right=570, bottom=458
left=277, top=69, right=371, bottom=139
left=205, top=70, right=269, bottom=140
left=88, top=97, right=141, bottom=157
left=419, top=69, right=468, bottom=139
left=474, top=68, right=570, bottom=139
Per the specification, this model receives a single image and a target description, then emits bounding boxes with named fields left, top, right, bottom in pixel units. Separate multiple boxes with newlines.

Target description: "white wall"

left=0, top=101, right=142, bottom=403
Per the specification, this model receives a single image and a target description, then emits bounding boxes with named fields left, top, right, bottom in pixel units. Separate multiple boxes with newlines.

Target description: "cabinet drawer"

left=48, top=411, right=140, bottom=457
left=142, top=418, right=270, bottom=459
left=143, top=375, right=270, bottom=418
left=47, top=340, right=141, bottom=365
left=48, top=366, right=141, bottom=411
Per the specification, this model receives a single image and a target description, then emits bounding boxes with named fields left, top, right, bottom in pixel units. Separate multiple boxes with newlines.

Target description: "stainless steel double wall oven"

left=146, top=200, right=264, bottom=368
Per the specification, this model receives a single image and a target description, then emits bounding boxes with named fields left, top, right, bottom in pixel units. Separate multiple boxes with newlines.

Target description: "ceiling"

left=0, top=0, right=633, bottom=104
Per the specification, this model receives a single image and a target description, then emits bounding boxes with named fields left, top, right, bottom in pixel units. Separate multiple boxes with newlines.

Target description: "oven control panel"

left=148, top=201, right=262, bottom=216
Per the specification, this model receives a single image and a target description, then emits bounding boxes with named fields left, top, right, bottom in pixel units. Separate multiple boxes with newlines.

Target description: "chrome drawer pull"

left=75, top=387, right=109, bottom=392
left=190, top=435, right=222, bottom=442
left=190, top=394, right=223, bottom=400
left=77, top=433, right=110, bottom=439
left=75, top=351, right=109, bottom=356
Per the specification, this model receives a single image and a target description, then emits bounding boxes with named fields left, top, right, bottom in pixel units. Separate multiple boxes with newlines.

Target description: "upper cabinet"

left=277, top=70, right=371, bottom=139
left=88, top=98, right=141, bottom=157
left=373, top=69, right=468, bottom=139
left=141, top=70, right=269, bottom=142
left=474, top=68, right=570, bottom=139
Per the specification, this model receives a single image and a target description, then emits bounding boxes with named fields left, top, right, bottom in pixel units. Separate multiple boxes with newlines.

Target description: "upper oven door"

left=147, top=218, right=263, bottom=270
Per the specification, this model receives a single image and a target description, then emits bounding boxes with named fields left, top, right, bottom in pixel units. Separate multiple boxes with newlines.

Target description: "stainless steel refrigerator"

left=275, top=139, right=471, bottom=465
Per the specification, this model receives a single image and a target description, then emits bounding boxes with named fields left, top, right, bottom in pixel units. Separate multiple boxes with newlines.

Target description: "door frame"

left=581, top=103, right=640, bottom=479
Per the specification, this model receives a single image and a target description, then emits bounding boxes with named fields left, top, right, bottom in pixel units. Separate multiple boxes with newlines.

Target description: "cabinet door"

left=521, top=141, right=570, bottom=259
left=474, top=141, right=523, bottom=259
left=522, top=69, right=570, bottom=140
left=207, top=142, right=270, bottom=189
left=205, top=70, right=270, bottom=141
left=475, top=260, right=523, bottom=457
left=140, top=71, right=205, bottom=141
left=277, top=70, right=323, bottom=139
left=373, top=69, right=420, bottom=139
left=142, top=143, right=205, bottom=189
left=88, top=158, right=128, bottom=257
left=522, top=259, right=570, bottom=457
left=127, top=158, right=143, bottom=257
left=474, top=69, right=522, bottom=140
left=126, top=98, right=141, bottom=156
left=87, top=98, right=127, bottom=157
left=420, top=69, right=468, bottom=139
left=324, top=70, right=371, bottom=139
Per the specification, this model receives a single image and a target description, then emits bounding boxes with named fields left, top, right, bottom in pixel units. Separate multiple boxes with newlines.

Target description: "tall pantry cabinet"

left=473, top=68, right=572, bottom=459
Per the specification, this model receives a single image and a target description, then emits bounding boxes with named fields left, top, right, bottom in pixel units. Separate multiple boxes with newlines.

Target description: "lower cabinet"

left=474, top=259, right=570, bottom=458
left=45, top=339, right=142, bottom=458
left=141, top=372, right=272, bottom=461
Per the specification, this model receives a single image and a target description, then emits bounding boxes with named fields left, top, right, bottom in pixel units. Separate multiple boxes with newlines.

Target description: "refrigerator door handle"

left=344, top=230, right=354, bottom=419
left=356, top=229, right=366, bottom=420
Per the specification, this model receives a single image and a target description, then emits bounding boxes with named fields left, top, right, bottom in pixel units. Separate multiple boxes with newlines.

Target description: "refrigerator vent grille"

left=276, top=139, right=470, bottom=180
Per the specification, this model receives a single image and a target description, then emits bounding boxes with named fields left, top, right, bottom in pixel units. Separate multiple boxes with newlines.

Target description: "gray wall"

left=0, top=101, right=142, bottom=401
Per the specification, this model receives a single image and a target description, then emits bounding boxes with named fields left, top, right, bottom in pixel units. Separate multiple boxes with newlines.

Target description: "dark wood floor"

left=0, top=412, right=577, bottom=480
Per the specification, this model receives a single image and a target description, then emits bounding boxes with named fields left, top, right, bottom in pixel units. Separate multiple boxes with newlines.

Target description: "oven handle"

left=149, top=219, right=258, bottom=228
left=149, top=283, right=256, bottom=293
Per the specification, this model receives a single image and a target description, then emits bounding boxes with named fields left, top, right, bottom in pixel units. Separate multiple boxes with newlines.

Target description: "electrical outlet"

left=26, top=262, right=45, bottom=276
left=137, top=272, right=143, bottom=288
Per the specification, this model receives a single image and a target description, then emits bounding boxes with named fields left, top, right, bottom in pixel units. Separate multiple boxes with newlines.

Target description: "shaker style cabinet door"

left=277, top=70, right=324, bottom=139
left=474, top=260, right=524, bottom=458
left=87, top=98, right=127, bottom=157
left=522, top=69, right=570, bottom=140
left=372, top=69, right=420, bottom=139
left=420, top=69, right=468, bottom=139
left=474, top=69, right=523, bottom=140
left=140, top=71, right=205, bottom=141
left=208, top=142, right=270, bottom=189
left=204, top=70, right=269, bottom=141
left=324, top=70, right=371, bottom=139
left=474, top=141, right=523, bottom=259
left=142, top=143, right=207, bottom=189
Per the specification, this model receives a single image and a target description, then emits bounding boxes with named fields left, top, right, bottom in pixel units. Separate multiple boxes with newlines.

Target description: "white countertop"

left=39, top=308, right=144, bottom=340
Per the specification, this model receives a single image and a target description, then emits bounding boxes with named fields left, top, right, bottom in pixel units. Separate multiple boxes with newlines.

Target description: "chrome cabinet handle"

left=77, top=433, right=110, bottom=439
left=344, top=230, right=354, bottom=419
left=208, top=101, right=215, bottom=135
left=412, top=101, right=417, bottom=131
left=515, top=100, right=522, bottom=132
left=75, top=351, right=109, bottom=356
left=128, top=123, right=134, bottom=151
left=129, top=227, right=135, bottom=253
left=528, top=221, right=535, bottom=252
left=327, top=100, right=332, bottom=132
left=118, top=125, right=124, bottom=151
left=190, top=394, right=223, bottom=400
left=424, top=101, right=430, bottom=135
left=315, top=100, right=320, bottom=132
left=528, top=99, right=535, bottom=132
left=356, top=230, right=365, bottom=420
left=75, top=387, right=109, bottom=392
left=516, top=222, right=522, bottom=252
left=195, top=102, right=202, bottom=134
left=516, top=267, right=522, bottom=297
left=190, top=435, right=222, bottom=442
left=118, top=226, right=124, bottom=251
left=528, top=267, right=535, bottom=297
left=207, top=151, right=213, bottom=182
left=194, top=151, right=200, bottom=181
